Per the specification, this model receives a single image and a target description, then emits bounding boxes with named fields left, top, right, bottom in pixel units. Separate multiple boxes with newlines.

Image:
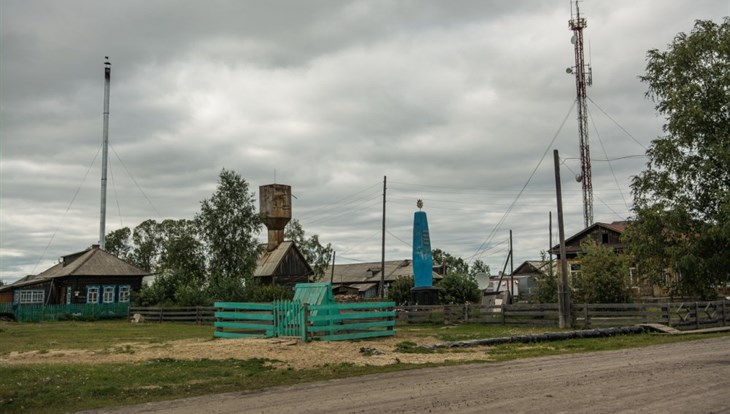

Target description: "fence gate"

left=273, top=300, right=307, bottom=340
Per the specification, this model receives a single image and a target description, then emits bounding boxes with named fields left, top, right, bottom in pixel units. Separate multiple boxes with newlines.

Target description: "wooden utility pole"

left=329, top=251, right=336, bottom=283
left=554, top=150, right=572, bottom=328
left=509, top=230, right=514, bottom=304
left=379, top=176, right=387, bottom=298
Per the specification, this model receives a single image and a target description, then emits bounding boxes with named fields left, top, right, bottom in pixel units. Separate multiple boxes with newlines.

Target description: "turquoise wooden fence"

left=308, top=301, right=396, bottom=341
left=214, top=300, right=396, bottom=341
left=0, top=303, right=129, bottom=322
left=213, top=302, right=275, bottom=339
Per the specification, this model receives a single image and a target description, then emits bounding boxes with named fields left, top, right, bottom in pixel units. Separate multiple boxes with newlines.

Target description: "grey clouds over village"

left=1, top=0, right=728, bottom=283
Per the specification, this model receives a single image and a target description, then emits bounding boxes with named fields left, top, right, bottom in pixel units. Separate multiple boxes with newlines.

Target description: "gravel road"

left=81, top=335, right=730, bottom=414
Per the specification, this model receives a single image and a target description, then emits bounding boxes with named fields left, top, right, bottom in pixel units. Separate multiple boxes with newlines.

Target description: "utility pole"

left=554, top=150, right=571, bottom=328
left=329, top=251, right=336, bottom=284
left=509, top=230, right=514, bottom=304
left=99, top=57, right=111, bottom=250
left=379, top=176, right=387, bottom=298
left=568, top=0, right=593, bottom=228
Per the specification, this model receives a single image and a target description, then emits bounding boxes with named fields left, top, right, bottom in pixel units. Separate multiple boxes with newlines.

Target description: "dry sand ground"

left=0, top=333, right=489, bottom=369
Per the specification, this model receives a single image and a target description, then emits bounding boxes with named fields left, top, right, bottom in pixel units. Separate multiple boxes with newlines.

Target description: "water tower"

left=259, top=184, right=291, bottom=251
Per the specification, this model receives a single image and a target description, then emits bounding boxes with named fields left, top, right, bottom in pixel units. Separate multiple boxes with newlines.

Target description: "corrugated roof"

left=326, top=260, right=442, bottom=284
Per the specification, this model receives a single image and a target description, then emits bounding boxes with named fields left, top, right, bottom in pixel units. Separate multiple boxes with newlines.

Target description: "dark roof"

left=1, top=245, right=149, bottom=291
left=326, top=260, right=442, bottom=285
left=549, top=221, right=628, bottom=255
left=254, top=241, right=313, bottom=277
left=513, top=260, right=552, bottom=275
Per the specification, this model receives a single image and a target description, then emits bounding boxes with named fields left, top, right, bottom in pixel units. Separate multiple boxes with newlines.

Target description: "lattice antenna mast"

left=568, top=0, right=593, bottom=227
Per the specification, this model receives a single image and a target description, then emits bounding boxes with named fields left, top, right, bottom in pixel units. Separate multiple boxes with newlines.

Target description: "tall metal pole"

left=554, top=150, right=571, bottom=328
left=379, top=176, right=387, bottom=298
left=99, top=57, right=111, bottom=250
left=569, top=1, right=593, bottom=228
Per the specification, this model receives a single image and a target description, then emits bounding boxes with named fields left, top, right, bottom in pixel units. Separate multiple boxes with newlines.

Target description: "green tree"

left=573, top=241, right=632, bottom=304
left=130, top=219, right=162, bottom=272
left=284, top=219, right=333, bottom=280
left=535, top=251, right=559, bottom=303
left=105, top=227, right=132, bottom=260
left=432, top=249, right=469, bottom=275
left=195, top=168, right=262, bottom=301
left=438, top=273, right=481, bottom=304
left=469, top=259, right=490, bottom=276
left=388, top=276, right=413, bottom=305
left=626, top=18, right=730, bottom=299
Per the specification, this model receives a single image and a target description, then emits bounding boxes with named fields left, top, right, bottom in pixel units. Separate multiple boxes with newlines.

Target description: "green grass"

left=0, top=320, right=212, bottom=355
left=1, top=321, right=728, bottom=414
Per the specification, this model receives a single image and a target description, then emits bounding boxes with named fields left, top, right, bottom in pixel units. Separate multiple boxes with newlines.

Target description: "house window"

left=103, top=285, right=115, bottom=303
left=570, top=264, right=582, bottom=283
left=119, top=285, right=131, bottom=303
left=66, top=286, right=72, bottom=304
left=17, top=290, right=44, bottom=304
left=87, top=286, right=100, bottom=304
left=601, top=233, right=609, bottom=244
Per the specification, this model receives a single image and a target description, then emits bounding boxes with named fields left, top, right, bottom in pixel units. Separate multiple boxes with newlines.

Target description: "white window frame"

left=102, top=285, right=116, bottom=303
left=87, top=285, right=100, bottom=304
left=17, top=289, right=45, bottom=304
left=118, top=285, right=131, bottom=303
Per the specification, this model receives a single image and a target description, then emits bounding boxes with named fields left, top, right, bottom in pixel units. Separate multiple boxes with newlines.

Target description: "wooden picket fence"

left=396, top=300, right=729, bottom=330
left=128, top=306, right=215, bottom=324
left=214, top=300, right=395, bottom=341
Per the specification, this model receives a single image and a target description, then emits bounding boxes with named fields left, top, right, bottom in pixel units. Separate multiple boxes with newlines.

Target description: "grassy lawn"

left=1, top=321, right=728, bottom=414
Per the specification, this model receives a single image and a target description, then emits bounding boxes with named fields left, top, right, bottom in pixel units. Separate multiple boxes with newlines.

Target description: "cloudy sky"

left=1, top=1, right=727, bottom=284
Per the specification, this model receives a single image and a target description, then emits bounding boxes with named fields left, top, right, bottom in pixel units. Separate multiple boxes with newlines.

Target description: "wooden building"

left=326, top=259, right=443, bottom=299
left=254, top=241, right=313, bottom=288
left=0, top=245, right=148, bottom=305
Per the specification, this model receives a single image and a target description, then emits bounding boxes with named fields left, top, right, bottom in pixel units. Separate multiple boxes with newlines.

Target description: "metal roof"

left=326, top=259, right=442, bottom=285
left=0, top=245, right=148, bottom=291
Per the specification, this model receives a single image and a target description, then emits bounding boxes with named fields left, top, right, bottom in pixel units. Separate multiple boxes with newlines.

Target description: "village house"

left=254, top=240, right=313, bottom=288
left=0, top=245, right=148, bottom=305
left=326, top=259, right=443, bottom=299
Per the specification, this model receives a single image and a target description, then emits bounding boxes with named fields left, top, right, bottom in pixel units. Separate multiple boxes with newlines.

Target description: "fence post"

left=501, top=302, right=506, bottom=325
left=665, top=303, right=671, bottom=326
left=464, top=303, right=469, bottom=323
left=722, top=300, right=727, bottom=327
left=584, top=303, right=590, bottom=329
left=694, top=302, right=700, bottom=330
left=301, top=303, right=309, bottom=342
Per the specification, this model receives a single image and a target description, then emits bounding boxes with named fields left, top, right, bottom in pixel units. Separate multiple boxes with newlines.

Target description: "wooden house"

left=326, top=259, right=443, bottom=299
left=549, top=221, right=628, bottom=280
left=0, top=245, right=148, bottom=305
left=254, top=241, right=314, bottom=288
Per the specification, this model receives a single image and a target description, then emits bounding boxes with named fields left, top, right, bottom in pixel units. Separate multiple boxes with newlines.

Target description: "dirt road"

left=82, top=336, right=730, bottom=414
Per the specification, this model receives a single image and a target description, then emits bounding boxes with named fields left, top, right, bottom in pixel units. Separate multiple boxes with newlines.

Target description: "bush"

left=437, top=273, right=481, bottom=304
left=388, top=276, right=413, bottom=305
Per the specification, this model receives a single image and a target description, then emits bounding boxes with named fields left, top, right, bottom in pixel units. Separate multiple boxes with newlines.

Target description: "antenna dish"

left=571, top=34, right=576, bottom=44
left=566, top=67, right=573, bottom=74
left=575, top=173, right=583, bottom=183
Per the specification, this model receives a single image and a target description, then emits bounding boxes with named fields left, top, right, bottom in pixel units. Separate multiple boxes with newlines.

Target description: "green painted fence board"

left=215, top=311, right=273, bottom=321
left=307, top=320, right=395, bottom=333
left=214, top=302, right=272, bottom=310
left=214, top=321, right=273, bottom=330
left=310, top=302, right=395, bottom=311
left=309, top=311, right=395, bottom=323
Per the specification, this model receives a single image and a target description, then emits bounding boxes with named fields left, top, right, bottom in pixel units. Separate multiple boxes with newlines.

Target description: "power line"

left=587, top=96, right=648, bottom=150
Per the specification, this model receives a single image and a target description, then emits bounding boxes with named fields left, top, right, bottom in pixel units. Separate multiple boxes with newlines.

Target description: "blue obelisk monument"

left=411, top=200, right=440, bottom=304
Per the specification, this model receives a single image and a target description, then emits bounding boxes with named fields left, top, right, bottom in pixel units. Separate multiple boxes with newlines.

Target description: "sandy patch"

left=0, top=335, right=489, bottom=369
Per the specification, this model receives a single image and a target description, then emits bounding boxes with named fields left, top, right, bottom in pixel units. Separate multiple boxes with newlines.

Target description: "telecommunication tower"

left=567, top=1, right=593, bottom=227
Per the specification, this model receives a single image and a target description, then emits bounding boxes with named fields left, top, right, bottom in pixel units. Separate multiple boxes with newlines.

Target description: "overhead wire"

left=587, top=96, right=648, bottom=150
left=466, top=100, right=576, bottom=264
left=31, top=144, right=103, bottom=275
left=110, top=144, right=162, bottom=220
left=588, top=108, right=630, bottom=212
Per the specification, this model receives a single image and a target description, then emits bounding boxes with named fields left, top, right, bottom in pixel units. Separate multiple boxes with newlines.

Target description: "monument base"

left=411, top=286, right=440, bottom=305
